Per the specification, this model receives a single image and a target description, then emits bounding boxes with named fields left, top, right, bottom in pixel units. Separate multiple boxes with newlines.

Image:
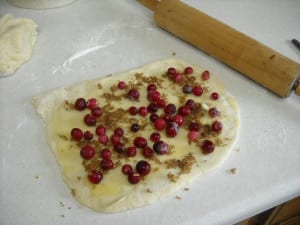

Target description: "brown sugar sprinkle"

left=229, top=168, right=237, bottom=174
left=97, top=83, right=103, bottom=89
left=184, top=187, right=189, bottom=191
left=71, top=189, right=76, bottom=197
left=175, top=195, right=181, bottom=200
left=165, top=153, right=196, bottom=175
left=134, top=73, right=164, bottom=87
left=167, top=172, right=179, bottom=183
left=64, top=100, right=74, bottom=111
left=58, top=134, right=68, bottom=141
left=77, top=176, right=81, bottom=180
left=102, top=92, right=123, bottom=101
left=146, top=188, right=152, bottom=193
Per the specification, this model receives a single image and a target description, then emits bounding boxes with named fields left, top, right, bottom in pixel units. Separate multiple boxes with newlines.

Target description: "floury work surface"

left=0, top=1, right=299, bottom=225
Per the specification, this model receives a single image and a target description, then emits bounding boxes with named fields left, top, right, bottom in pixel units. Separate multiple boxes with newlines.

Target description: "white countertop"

left=0, top=1, right=299, bottom=225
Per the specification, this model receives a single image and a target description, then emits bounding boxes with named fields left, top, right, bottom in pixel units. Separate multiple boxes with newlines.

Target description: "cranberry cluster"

left=69, top=65, right=223, bottom=185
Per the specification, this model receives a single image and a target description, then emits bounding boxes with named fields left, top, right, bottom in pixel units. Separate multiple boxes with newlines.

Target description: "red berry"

left=128, top=173, right=141, bottom=184
left=154, top=118, right=166, bottom=131
left=128, top=106, right=138, bottom=115
left=182, top=84, right=193, bottom=94
left=211, top=92, right=219, bottom=100
left=136, top=160, right=151, bottom=176
left=166, top=122, right=179, bottom=137
left=172, top=114, right=184, bottom=126
left=91, top=107, right=103, bottom=117
left=184, top=66, right=193, bottom=75
left=98, top=134, right=109, bottom=144
left=211, top=120, right=223, bottom=132
left=126, top=146, right=137, bottom=157
left=208, top=107, right=220, bottom=118
left=188, top=130, right=199, bottom=141
left=71, top=128, right=83, bottom=141
left=147, top=90, right=161, bottom=102
left=149, top=113, right=159, bottom=122
left=167, top=67, right=176, bottom=75
left=189, top=122, right=201, bottom=131
left=147, top=102, right=159, bottom=113
left=192, top=85, right=203, bottom=96
left=114, top=142, right=125, bottom=153
left=122, top=164, right=133, bottom=175
left=157, top=98, right=166, bottom=108
left=74, top=98, right=86, bottom=111
left=80, top=145, right=95, bottom=160
left=100, top=148, right=111, bottom=160
left=88, top=170, right=103, bottom=184
left=117, top=81, right=126, bottom=89
left=138, top=106, right=148, bottom=117
left=202, top=70, right=210, bottom=80
left=147, top=83, right=157, bottom=91
left=153, top=141, right=169, bottom=155
left=142, top=146, right=154, bottom=158
left=178, top=106, right=191, bottom=116
left=110, top=134, right=120, bottom=145
left=173, top=72, right=182, bottom=83
left=114, top=127, right=124, bottom=137
left=164, top=103, right=176, bottom=115
left=162, top=113, right=173, bottom=122
left=101, top=159, right=114, bottom=170
left=150, top=132, right=161, bottom=142
left=84, top=130, right=93, bottom=140
left=134, top=136, right=147, bottom=148
left=185, top=99, right=196, bottom=110
left=87, top=98, right=98, bottom=109
left=131, top=123, right=140, bottom=132
left=84, top=114, right=97, bottom=126
left=128, top=88, right=140, bottom=100
left=95, top=125, right=106, bottom=136
left=200, top=140, right=215, bottom=154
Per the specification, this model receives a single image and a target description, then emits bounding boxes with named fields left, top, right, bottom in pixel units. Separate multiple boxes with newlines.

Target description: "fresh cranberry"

left=200, top=140, right=215, bottom=154
left=189, top=122, right=201, bottom=131
left=208, top=107, right=220, bottom=117
left=147, top=83, right=157, bottom=91
left=192, top=85, right=203, bottom=96
left=74, top=98, right=86, bottom=111
left=142, top=146, right=154, bottom=158
left=95, top=125, right=106, bottom=136
left=166, top=122, right=179, bottom=137
left=172, top=114, right=184, bottom=126
left=80, top=145, right=95, bottom=159
left=167, top=67, right=176, bottom=75
left=98, top=134, right=109, bottom=144
left=147, top=90, right=161, bottom=102
left=164, top=103, right=176, bottom=115
left=162, top=113, right=173, bottom=122
left=100, top=148, right=111, bottom=160
left=211, top=92, right=219, bottom=100
left=110, top=134, right=120, bottom=145
left=114, top=142, right=125, bottom=153
left=101, top=159, right=114, bottom=170
left=138, top=106, right=148, bottom=117
left=185, top=99, right=196, bottom=110
left=157, top=98, right=166, bottom=108
left=91, top=107, right=103, bottom=117
left=88, top=170, right=103, bottom=184
left=131, top=123, right=140, bottom=132
left=126, top=146, right=137, bottom=157
left=178, top=106, right=191, bottom=117
left=134, top=137, right=147, bottom=148
left=147, top=102, right=159, bottom=113
left=84, top=131, right=93, bottom=140
left=117, top=81, right=126, bottom=89
left=188, top=130, right=199, bottom=141
left=153, top=141, right=169, bottom=155
left=173, top=72, right=182, bottom=83
left=128, top=106, right=138, bottom=115
left=128, top=88, right=140, bottom=100
left=128, top=173, right=141, bottom=184
left=136, top=160, right=151, bottom=176
left=71, top=128, right=83, bottom=141
left=84, top=114, right=97, bottom=126
left=150, top=132, right=161, bottom=142
left=86, top=98, right=98, bottom=109
left=154, top=118, right=166, bottom=131
left=211, top=120, right=223, bottom=132
left=114, top=127, right=124, bottom=137
left=149, top=113, right=159, bottom=122
left=184, top=66, right=193, bottom=74
left=202, top=70, right=210, bottom=80
left=122, top=164, right=133, bottom=175
left=182, top=84, right=193, bottom=94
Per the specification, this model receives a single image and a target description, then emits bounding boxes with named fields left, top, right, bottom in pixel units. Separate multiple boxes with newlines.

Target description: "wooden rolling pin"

left=137, top=0, right=300, bottom=97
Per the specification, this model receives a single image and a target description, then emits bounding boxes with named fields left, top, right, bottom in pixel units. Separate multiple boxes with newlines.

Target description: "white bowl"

left=7, top=0, right=76, bottom=9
